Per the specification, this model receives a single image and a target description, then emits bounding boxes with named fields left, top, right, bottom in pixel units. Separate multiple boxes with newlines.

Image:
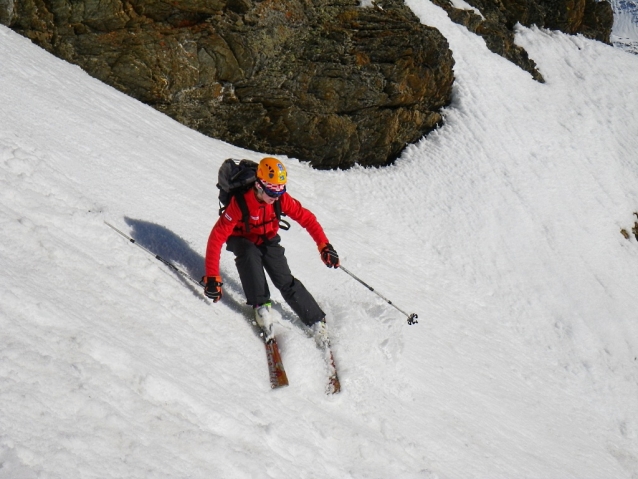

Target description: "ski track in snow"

left=1, top=1, right=638, bottom=477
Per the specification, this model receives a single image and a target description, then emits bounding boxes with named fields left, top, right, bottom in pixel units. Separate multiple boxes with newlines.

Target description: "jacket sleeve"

left=280, top=193, right=330, bottom=248
left=205, top=199, right=241, bottom=277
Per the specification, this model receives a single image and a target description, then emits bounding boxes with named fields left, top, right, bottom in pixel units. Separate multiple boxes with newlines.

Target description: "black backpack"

left=217, top=158, right=288, bottom=232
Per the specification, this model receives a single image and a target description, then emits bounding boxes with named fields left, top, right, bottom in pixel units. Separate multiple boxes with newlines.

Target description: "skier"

left=203, top=157, right=340, bottom=344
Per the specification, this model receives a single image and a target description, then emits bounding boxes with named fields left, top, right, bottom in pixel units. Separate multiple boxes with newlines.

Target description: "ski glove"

left=319, top=243, right=340, bottom=268
left=203, top=275, right=223, bottom=302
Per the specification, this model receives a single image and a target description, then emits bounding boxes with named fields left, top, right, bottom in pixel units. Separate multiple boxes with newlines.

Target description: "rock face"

left=2, top=0, right=455, bottom=169
left=431, top=0, right=613, bottom=82
left=1, top=0, right=612, bottom=168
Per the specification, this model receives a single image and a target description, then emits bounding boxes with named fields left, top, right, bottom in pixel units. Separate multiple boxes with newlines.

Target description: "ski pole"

left=339, top=265, right=418, bottom=325
left=104, top=221, right=204, bottom=288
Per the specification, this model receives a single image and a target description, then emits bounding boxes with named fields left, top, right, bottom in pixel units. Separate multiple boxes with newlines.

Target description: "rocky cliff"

left=1, top=0, right=612, bottom=168
left=2, top=0, right=455, bottom=168
left=431, top=0, right=613, bottom=82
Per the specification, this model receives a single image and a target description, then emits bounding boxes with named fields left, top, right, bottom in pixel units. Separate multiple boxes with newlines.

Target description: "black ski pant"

left=226, top=235, right=325, bottom=326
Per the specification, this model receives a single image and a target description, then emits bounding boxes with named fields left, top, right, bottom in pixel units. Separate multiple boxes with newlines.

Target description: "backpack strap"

left=274, top=200, right=290, bottom=231
left=235, top=191, right=251, bottom=233
left=223, top=190, right=290, bottom=233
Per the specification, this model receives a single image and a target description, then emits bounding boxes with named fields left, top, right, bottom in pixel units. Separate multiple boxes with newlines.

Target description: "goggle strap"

left=256, top=178, right=285, bottom=197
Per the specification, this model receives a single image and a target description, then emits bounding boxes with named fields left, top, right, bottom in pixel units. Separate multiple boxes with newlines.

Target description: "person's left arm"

left=280, top=193, right=339, bottom=268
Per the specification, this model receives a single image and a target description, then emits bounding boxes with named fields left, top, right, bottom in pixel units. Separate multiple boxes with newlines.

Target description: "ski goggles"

left=257, top=179, right=286, bottom=198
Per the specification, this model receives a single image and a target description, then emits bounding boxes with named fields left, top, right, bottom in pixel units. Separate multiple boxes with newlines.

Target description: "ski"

left=246, top=312, right=288, bottom=390
left=312, top=321, right=341, bottom=394
left=264, top=337, right=289, bottom=389
left=323, top=346, right=341, bottom=394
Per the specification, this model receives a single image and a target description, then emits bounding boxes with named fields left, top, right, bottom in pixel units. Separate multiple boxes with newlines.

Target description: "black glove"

left=320, top=243, right=340, bottom=268
left=203, top=276, right=223, bottom=302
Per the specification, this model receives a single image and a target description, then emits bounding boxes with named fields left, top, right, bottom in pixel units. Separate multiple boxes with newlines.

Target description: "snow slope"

left=611, top=0, right=638, bottom=52
left=1, top=1, right=638, bottom=476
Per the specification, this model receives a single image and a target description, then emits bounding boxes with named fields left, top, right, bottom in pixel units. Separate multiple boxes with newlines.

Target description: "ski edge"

left=323, top=346, right=341, bottom=395
left=265, top=338, right=289, bottom=389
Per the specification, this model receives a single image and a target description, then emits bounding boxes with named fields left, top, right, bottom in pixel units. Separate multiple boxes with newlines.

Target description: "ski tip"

left=326, top=377, right=341, bottom=395
left=271, top=382, right=289, bottom=389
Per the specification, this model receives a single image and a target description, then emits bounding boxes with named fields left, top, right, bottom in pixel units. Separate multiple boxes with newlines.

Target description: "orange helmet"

left=256, top=157, right=287, bottom=195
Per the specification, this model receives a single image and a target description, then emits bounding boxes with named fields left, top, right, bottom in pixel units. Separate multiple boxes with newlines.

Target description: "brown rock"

left=432, top=0, right=613, bottom=83
left=2, top=0, right=455, bottom=169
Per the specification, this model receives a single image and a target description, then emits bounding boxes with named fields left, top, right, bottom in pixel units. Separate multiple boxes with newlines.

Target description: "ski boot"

left=254, top=302, right=274, bottom=342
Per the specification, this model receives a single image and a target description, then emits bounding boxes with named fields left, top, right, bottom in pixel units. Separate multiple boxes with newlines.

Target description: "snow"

left=611, top=0, right=638, bottom=53
left=448, top=0, right=485, bottom=18
left=1, top=1, right=638, bottom=476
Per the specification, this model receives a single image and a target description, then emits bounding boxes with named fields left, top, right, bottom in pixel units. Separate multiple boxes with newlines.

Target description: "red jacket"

left=205, top=189, right=330, bottom=277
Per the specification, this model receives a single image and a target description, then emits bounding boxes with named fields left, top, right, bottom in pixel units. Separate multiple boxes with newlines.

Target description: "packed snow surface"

left=1, top=1, right=638, bottom=477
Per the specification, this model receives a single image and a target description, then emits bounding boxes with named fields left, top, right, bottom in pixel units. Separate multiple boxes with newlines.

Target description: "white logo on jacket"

left=224, top=213, right=233, bottom=221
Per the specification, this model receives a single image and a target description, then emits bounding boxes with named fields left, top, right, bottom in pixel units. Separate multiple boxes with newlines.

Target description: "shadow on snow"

left=121, top=217, right=304, bottom=339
